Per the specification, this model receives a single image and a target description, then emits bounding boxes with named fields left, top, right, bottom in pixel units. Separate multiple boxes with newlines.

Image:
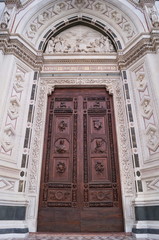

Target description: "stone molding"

left=118, top=34, right=159, bottom=69
left=0, top=32, right=159, bottom=70
left=0, top=34, right=43, bottom=70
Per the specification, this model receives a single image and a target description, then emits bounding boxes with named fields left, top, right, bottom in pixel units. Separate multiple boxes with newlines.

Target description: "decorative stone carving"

left=0, top=178, right=15, bottom=191
left=54, top=2, right=67, bottom=13
left=133, top=64, right=159, bottom=155
left=148, top=6, right=159, bottom=28
left=141, top=98, right=152, bottom=118
left=8, top=97, right=20, bottom=119
left=146, top=177, right=159, bottom=191
left=74, top=0, right=86, bottom=8
left=25, top=0, right=137, bottom=42
left=146, top=125, right=159, bottom=151
left=14, top=72, right=25, bottom=91
left=1, top=126, right=15, bottom=152
left=111, top=10, right=122, bottom=24
left=0, top=66, right=26, bottom=156
left=37, top=11, right=49, bottom=25
left=136, top=73, right=146, bottom=90
left=0, top=10, right=10, bottom=29
left=93, top=2, right=105, bottom=12
left=27, top=24, right=37, bottom=39
left=45, top=26, right=115, bottom=54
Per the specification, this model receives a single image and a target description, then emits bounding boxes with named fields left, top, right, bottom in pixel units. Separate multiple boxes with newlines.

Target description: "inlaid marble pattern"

left=8, top=233, right=151, bottom=240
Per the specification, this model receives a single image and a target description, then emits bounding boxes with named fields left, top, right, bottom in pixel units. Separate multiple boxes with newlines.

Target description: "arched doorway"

left=26, top=3, right=139, bottom=233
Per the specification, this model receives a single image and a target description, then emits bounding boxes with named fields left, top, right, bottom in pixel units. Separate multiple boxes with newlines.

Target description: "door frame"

left=27, top=76, right=135, bottom=232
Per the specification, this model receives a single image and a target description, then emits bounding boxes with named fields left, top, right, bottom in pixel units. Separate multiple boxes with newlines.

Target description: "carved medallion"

left=56, top=162, right=66, bottom=174
left=55, top=139, right=69, bottom=153
left=92, top=139, right=106, bottom=154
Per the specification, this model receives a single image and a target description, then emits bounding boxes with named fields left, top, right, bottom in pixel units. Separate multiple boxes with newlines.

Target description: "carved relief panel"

left=83, top=96, right=120, bottom=208
left=40, top=96, right=77, bottom=208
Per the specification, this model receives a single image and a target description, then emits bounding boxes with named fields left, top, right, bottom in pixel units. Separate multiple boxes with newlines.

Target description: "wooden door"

left=38, top=88, right=124, bottom=232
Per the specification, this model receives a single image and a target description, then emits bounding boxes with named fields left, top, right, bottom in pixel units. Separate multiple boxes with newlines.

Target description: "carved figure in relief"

left=94, top=139, right=104, bottom=153
left=54, top=3, right=66, bottom=13
left=56, top=139, right=67, bottom=153
left=149, top=7, right=159, bottom=27
left=3, top=130, right=14, bottom=147
left=93, top=120, right=102, bottom=130
left=45, top=26, right=115, bottom=54
left=95, top=162, right=104, bottom=174
left=74, top=0, right=86, bottom=8
left=27, top=24, right=37, bottom=39
left=143, top=100, right=151, bottom=114
left=56, top=162, right=66, bottom=174
left=137, top=74, right=145, bottom=88
left=124, top=24, right=132, bottom=35
left=94, top=2, right=105, bottom=12
left=148, top=130, right=158, bottom=147
left=111, top=11, right=121, bottom=22
left=0, top=11, right=10, bottom=29
left=38, top=11, right=49, bottom=25
left=9, top=101, right=19, bottom=116
left=15, top=74, right=25, bottom=89
left=58, top=121, right=68, bottom=131
left=46, top=37, right=55, bottom=53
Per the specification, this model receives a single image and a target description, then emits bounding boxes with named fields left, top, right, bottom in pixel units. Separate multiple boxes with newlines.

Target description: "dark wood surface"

left=38, top=88, right=124, bottom=232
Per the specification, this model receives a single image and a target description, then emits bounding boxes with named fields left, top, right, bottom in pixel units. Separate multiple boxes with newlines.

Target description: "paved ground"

left=8, top=233, right=152, bottom=240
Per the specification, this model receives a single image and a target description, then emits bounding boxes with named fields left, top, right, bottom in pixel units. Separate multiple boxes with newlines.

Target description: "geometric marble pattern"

left=8, top=233, right=151, bottom=240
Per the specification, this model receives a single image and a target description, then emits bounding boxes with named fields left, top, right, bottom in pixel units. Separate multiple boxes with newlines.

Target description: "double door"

left=38, top=88, right=124, bottom=232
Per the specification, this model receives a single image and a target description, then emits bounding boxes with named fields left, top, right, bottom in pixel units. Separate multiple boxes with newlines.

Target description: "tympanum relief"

left=45, top=26, right=115, bottom=54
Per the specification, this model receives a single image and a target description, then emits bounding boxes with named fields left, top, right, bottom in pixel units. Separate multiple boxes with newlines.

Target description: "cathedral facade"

left=0, top=0, right=159, bottom=239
